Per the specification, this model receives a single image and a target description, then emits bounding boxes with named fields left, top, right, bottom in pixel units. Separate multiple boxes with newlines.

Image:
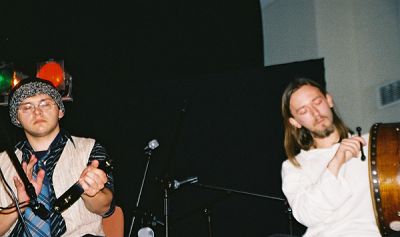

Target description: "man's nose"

left=33, top=105, right=44, bottom=114
left=310, top=106, right=320, bottom=117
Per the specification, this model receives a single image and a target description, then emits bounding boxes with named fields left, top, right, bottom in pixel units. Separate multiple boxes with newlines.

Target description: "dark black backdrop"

left=1, top=1, right=326, bottom=236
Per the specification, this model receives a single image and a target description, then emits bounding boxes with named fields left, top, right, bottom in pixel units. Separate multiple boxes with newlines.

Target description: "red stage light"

left=36, top=61, right=64, bottom=88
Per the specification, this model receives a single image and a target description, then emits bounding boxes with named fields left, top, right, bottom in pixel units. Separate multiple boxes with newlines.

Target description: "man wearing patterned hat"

left=0, top=78, right=115, bottom=236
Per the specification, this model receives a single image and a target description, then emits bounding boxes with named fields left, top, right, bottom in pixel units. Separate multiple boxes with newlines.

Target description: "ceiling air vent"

left=377, top=80, right=400, bottom=109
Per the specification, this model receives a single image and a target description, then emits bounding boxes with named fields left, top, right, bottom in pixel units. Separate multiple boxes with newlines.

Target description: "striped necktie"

left=10, top=133, right=67, bottom=237
left=23, top=150, right=67, bottom=237
left=23, top=159, right=51, bottom=237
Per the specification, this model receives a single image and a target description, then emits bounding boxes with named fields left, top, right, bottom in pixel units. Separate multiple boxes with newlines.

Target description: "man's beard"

left=311, top=124, right=335, bottom=138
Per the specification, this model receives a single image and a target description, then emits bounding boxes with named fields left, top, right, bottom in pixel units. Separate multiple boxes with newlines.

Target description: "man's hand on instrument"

left=335, top=136, right=366, bottom=163
left=327, top=136, right=366, bottom=176
left=78, top=160, right=107, bottom=197
left=13, top=154, right=45, bottom=203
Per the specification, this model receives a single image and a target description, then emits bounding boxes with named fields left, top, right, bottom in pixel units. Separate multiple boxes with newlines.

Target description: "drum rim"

left=368, top=122, right=400, bottom=236
left=369, top=122, right=386, bottom=235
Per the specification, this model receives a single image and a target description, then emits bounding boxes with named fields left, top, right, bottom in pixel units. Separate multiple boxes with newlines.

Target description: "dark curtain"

left=0, top=1, right=325, bottom=236
left=90, top=58, right=324, bottom=237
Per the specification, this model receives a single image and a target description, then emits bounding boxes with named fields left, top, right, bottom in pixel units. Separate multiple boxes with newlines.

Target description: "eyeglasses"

left=18, top=99, right=57, bottom=114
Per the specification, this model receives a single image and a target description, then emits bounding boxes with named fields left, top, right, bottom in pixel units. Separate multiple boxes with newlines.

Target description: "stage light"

left=12, top=72, right=21, bottom=88
left=36, top=59, right=73, bottom=102
left=0, top=67, right=12, bottom=94
left=0, top=60, right=73, bottom=106
left=0, top=62, right=28, bottom=106
left=36, top=59, right=64, bottom=88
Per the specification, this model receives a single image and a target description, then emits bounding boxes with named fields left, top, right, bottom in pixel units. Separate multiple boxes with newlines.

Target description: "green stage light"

left=0, top=68, right=12, bottom=94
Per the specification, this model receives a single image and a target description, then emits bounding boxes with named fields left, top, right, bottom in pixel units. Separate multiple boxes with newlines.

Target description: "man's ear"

left=58, top=110, right=64, bottom=119
left=326, top=93, right=334, bottom=108
left=289, top=117, right=302, bottom=128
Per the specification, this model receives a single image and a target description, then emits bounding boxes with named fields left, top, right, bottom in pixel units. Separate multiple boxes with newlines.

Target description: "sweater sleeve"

left=281, top=151, right=353, bottom=227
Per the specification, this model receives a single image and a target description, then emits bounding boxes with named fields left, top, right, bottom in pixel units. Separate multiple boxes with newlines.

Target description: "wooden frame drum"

left=369, top=122, right=400, bottom=236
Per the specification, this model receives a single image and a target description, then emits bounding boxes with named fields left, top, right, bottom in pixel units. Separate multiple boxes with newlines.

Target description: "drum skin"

left=369, top=122, right=400, bottom=236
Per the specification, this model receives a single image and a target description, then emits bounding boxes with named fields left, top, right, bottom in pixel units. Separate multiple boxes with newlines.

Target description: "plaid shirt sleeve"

left=87, top=141, right=115, bottom=217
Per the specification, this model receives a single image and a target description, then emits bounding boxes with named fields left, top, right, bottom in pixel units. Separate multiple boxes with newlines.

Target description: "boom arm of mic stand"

left=193, top=183, right=286, bottom=201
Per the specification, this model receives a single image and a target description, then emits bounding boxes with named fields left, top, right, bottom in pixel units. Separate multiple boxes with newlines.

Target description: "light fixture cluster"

left=0, top=59, right=73, bottom=106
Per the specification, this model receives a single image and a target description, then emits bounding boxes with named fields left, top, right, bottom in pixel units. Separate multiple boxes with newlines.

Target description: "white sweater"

left=281, top=134, right=381, bottom=237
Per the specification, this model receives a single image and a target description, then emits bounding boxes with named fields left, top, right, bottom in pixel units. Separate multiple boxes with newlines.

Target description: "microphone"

left=144, top=139, right=159, bottom=154
left=170, top=176, right=199, bottom=190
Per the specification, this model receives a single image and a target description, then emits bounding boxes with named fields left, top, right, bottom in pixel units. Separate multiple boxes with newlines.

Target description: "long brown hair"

left=281, top=78, right=350, bottom=167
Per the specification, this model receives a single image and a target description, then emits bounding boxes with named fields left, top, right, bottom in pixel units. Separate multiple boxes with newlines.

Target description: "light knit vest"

left=0, top=136, right=105, bottom=237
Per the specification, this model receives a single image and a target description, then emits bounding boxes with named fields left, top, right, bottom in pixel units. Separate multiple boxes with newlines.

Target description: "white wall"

left=262, top=0, right=400, bottom=131
left=262, top=0, right=318, bottom=66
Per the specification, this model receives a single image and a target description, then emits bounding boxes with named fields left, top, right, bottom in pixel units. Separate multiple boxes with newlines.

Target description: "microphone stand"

left=204, top=208, right=213, bottom=237
left=159, top=100, right=189, bottom=237
left=161, top=177, right=198, bottom=237
left=169, top=190, right=231, bottom=237
left=164, top=187, right=170, bottom=237
left=128, top=141, right=159, bottom=237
